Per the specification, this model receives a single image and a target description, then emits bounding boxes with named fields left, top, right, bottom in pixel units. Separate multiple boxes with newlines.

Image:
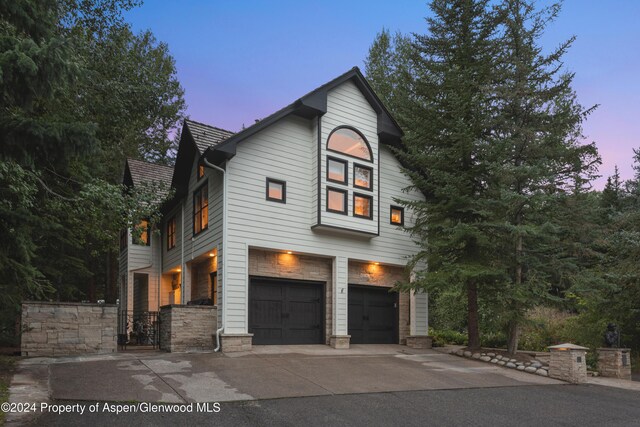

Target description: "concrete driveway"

left=40, top=345, right=562, bottom=404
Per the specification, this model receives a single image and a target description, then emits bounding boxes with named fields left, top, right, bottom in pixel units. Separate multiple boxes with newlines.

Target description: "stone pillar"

left=548, top=343, right=589, bottom=384
left=220, top=333, right=253, bottom=353
left=330, top=256, right=350, bottom=349
left=597, top=348, right=632, bottom=380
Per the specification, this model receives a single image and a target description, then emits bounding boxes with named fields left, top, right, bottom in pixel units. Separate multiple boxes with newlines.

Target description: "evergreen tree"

left=370, top=0, right=502, bottom=349
left=488, top=0, right=599, bottom=353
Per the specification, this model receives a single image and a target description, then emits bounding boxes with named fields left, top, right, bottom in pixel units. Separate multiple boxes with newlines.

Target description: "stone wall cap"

left=160, top=304, right=217, bottom=309
left=330, top=335, right=351, bottom=338
left=597, top=347, right=631, bottom=352
left=22, top=301, right=118, bottom=307
left=548, top=343, right=589, bottom=351
left=220, top=333, right=254, bottom=337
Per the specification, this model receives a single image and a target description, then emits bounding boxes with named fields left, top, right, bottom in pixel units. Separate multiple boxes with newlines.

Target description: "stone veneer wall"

left=549, top=349, right=587, bottom=384
left=597, top=348, right=632, bottom=380
left=21, top=302, right=117, bottom=357
left=348, top=261, right=410, bottom=344
left=159, top=305, right=217, bottom=352
left=249, top=249, right=333, bottom=344
left=191, top=258, right=216, bottom=301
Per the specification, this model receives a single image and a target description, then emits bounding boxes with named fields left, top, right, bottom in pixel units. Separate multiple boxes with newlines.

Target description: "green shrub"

left=429, top=328, right=468, bottom=347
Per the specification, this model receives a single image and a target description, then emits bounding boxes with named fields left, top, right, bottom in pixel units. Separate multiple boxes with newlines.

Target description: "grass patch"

left=0, top=355, right=17, bottom=426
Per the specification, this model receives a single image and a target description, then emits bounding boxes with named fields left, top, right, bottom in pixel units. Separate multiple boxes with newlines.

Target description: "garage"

left=249, top=276, right=324, bottom=345
left=348, top=285, right=398, bottom=344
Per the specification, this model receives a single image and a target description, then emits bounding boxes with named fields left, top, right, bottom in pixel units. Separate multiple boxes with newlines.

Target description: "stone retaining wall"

left=21, top=301, right=117, bottom=357
left=159, top=305, right=217, bottom=352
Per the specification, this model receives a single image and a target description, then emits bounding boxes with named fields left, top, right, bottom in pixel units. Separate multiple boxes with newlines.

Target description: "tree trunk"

left=507, top=319, right=519, bottom=355
left=467, top=280, right=480, bottom=349
left=106, top=250, right=118, bottom=304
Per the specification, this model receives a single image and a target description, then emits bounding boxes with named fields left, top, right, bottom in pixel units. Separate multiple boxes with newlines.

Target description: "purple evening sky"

left=125, top=1, right=640, bottom=189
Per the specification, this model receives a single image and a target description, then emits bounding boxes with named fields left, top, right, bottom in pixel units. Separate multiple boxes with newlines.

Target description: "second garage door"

left=348, top=285, right=398, bottom=344
left=249, top=277, right=324, bottom=345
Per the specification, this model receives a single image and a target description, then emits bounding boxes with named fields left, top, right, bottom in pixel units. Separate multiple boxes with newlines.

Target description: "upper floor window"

left=167, top=216, right=176, bottom=250
left=266, top=178, right=286, bottom=203
left=354, top=164, right=373, bottom=191
left=353, top=193, right=373, bottom=219
left=327, top=187, right=348, bottom=214
left=132, top=220, right=150, bottom=246
left=327, top=127, right=372, bottom=161
left=327, top=156, right=348, bottom=185
left=194, top=182, right=208, bottom=235
left=390, top=206, right=404, bottom=226
left=197, top=161, right=205, bottom=180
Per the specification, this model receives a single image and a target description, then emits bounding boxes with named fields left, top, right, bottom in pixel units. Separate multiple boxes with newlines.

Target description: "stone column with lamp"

left=548, top=343, right=589, bottom=384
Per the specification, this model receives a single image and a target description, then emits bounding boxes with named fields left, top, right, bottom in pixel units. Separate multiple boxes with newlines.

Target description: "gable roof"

left=204, top=66, right=403, bottom=165
left=184, top=119, right=234, bottom=154
left=123, top=158, right=174, bottom=199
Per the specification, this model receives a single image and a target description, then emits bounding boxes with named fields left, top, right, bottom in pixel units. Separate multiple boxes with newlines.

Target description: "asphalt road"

left=27, top=384, right=640, bottom=427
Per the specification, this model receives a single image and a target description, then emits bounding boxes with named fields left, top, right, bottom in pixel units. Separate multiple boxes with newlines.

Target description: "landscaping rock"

left=464, top=351, right=472, bottom=358
left=517, top=365, right=526, bottom=371
left=525, top=366, right=537, bottom=373
left=509, top=359, right=517, bottom=363
left=456, top=350, right=464, bottom=356
left=472, top=353, right=481, bottom=359
left=536, top=369, right=548, bottom=377
left=495, top=355, right=503, bottom=360
left=480, top=356, right=491, bottom=362
left=506, top=362, right=516, bottom=368
left=490, top=359, right=499, bottom=364
left=531, top=361, right=543, bottom=368
left=498, top=361, right=506, bottom=366
left=487, top=353, right=496, bottom=357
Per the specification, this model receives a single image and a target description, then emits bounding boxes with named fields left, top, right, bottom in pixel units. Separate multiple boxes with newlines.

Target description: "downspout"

left=181, top=200, right=185, bottom=305
left=203, top=158, right=227, bottom=352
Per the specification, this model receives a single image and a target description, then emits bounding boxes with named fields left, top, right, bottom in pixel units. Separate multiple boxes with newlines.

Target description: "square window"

left=354, top=164, right=373, bottom=190
left=327, top=187, right=347, bottom=214
left=354, top=193, right=373, bottom=219
left=390, top=205, right=404, bottom=226
left=266, top=178, right=286, bottom=203
left=327, top=156, right=348, bottom=184
left=133, top=219, right=150, bottom=246
left=197, top=162, right=205, bottom=179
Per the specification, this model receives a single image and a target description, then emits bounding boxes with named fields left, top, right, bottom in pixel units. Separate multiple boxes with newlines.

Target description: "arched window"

left=327, top=127, right=372, bottom=161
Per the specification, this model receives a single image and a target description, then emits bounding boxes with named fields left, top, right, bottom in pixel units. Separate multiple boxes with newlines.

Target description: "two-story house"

left=119, top=67, right=430, bottom=352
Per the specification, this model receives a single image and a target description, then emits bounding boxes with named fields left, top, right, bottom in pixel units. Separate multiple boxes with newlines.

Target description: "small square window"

left=197, top=162, right=205, bottom=179
left=390, top=205, right=404, bottom=226
left=167, top=216, right=176, bottom=250
left=354, top=164, right=373, bottom=190
left=133, top=219, right=151, bottom=246
left=327, top=187, right=347, bottom=214
left=327, top=156, right=348, bottom=184
left=354, top=193, right=373, bottom=219
left=266, top=178, right=286, bottom=203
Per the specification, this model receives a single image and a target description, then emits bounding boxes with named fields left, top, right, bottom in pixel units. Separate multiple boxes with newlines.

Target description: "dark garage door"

left=249, top=277, right=324, bottom=345
left=348, top=285, right=397, bottom=344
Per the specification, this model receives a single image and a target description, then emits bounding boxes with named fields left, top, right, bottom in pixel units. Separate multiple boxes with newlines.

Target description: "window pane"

left=328, top=159, right=346, bottom=182
left=202, top=203, right=208, bottom=229
left=354, top=195, right=371, bottom=218
left=327, top=128, right=371, bottom=160
left=328, top=189, right=346, bottom=212
left=391, top=207, right=403, bottom=224
left=268, top=182, right=283, bottom=200
left=354, top=166, right=371, bottom=189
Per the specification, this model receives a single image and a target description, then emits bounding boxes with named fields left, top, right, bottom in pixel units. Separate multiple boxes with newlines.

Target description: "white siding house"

left=119, top=67, right=429, bottom=351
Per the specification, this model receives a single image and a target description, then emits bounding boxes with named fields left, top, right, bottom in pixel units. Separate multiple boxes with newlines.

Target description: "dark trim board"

left=249, top=276, right=325, bottom=345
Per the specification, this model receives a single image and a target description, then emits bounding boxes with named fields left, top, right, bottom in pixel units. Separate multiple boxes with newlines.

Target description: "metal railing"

left=117, top=310, right=160, bottom=349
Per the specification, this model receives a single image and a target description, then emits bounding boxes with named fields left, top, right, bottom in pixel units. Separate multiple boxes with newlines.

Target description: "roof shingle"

left=185, top=119, right=234, bottom=154
left=126, top=158, right=174, bottom=198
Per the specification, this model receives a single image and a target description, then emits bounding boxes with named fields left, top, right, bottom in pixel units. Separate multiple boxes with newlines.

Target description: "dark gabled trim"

left=326, top=126, right=373, bottom=163
left=353, top=192, right=374, bottom=220
left=192, top=179, right=209, bottom=236
left=390, top=205, right=405, bottom=226
left=326, top=155, right=348, bottom=185
left=326, top=186, right=348, bottom=215
left=208, top=67, right=403, bottom=166
left=353, top=163, right=373, bottom=191
left=310, top=223, right=379, bottom=237
left=316, top=116, right=322, bottom=227
left=266, top=177, right=287, bottom=203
